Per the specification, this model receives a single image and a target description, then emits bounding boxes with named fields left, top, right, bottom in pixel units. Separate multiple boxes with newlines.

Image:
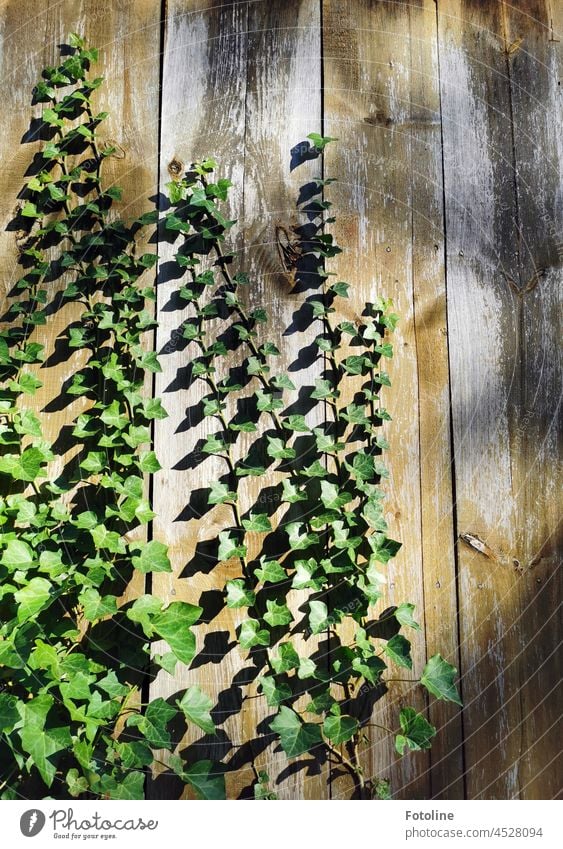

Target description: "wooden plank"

left=151, top=0, right=324, bottom=799
left=409, top=0, right=464, bottom=801
left=438, top=0, right=562, bottom=799
left=323, top=0, right=452, bottom=800
left=241, top=0, right=324, bottom=800
left=151, top=0, right=250, bottom=800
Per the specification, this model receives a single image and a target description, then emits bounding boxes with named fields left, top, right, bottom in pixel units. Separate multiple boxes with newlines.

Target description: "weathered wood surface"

left=324, top=0, right=462, bottom=800
left=438, top=0, right=562, bottom=800
left=0, top=0, right=560, bottom=800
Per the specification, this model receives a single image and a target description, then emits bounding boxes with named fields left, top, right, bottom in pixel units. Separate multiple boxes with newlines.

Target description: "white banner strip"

left=2, top=799, right=559, bottom=849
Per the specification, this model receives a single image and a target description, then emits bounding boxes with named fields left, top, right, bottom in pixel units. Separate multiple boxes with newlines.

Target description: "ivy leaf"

left=20, top=724, right=71, bottom=787
left=0, top=693, right=19, bottom=732
left=138, top=451, right=162, bottom=473
left=254, top=558, right=286, bottom=584
left=238, top=619, right=270, bottom=650
left=320, top=480, right=353, bottom=510
left=79, top=588, right=118, bottom=621
left=151, top=602, right=202, bottom=665
left=99, top=771, right=145, bottom=800
left=65, top=768, right=89, bottom=798
left=128, top=697, right=176, bottom=749
left=131, top=540, right=172, bottom=573
left=126, top=594, right=163, bottom=637
left=383, top=634, right=412, bottom=669
left=264, top=599, right=293, bottom=628
left=258, top=676, right=291, bottom=707
left=1, top=539, right=34, bottom=571
left=421, top=655, right=462, bottom=705
left=267, top=436, right=296, bottom=460
left=270, top=706, right=322, bottom=757
left=218, top=531, right=247, bottom=561
left=307, top=132, right=338, bottom=151
left=181, top=760, right=226, bottom=800
left=207, top=481, right=235, bottom=505
left=286, top=523, right=319, bottom=551
left=308, top=600, right=329, bottom=635
left=178, top=686, right=216, bottom=735
left=282, top=414, right=309, bottom=432
left=394, top=603, right=421, bottom=631
left=242, top=513, right=272, bottom=532
left=395, top=708, right=436, bottom=755
left=323, top=714, right=359, bottom=746
left=281, top=480, right=307, bottom=503
left=225, top=579, right=255, bottom=609
left=270, top=643, right=300, bottom=674
left=14, top=577, right=52, bottom=621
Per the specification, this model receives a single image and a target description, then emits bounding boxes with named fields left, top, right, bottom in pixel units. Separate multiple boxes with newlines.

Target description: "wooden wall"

left=0, top=0, right=560, bottom=799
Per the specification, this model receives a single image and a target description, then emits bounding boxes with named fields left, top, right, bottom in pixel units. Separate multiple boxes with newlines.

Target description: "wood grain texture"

left=437, top=0, right=562, bottom=799
left=323, top=0, right=452, bottom=800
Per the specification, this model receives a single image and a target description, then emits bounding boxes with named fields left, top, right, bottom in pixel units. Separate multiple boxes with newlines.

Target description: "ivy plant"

left=0, top=37, right=461, bottom=802
left=162, top=137, right=462, bottom=798
left=0, top=36, right=223, bottom=800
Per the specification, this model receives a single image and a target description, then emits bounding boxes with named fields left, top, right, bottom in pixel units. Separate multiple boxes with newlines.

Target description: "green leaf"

left=182, top=760, right=226, bottom=800
left=79, top=588, right=118, bottom=621
left=238, top=619, right=270, bottom=650
left=65, top=768, right=89, bottom=798
left=307, top=132, right=338, bottom=151
left=254, top=558, right=286, bottom=584
left=130, top=698, right=176, bottom=749
left=395, top=707, right=436, bottom=755
left=178, top=686, right=216, bottom=735
left=20, top=724, right=71, bottom=787
left=270, top=706, right=322, bottom=757
left=151, top=602, right=202, bottom=665
left=266, top=436, right=296, bottom=460
left=394, top=602, right=421, bottom=631
left=420, top=655, right=462, bottom=705
left=126, top=594, right=163, bottom=637
left=14, top=577, right=52, bottom=621
left=99, top=771, right=145, bottom=800
left=225, top=579, right=255, bottom=609
left=308, top=600, right=329, bottom=635
left=0, top=693, right=19, bottom=732
left=264, top=599, right=293, bottom=628
left=1, top=539, right=34, bottom=570
left=384, top=634, right=412, bottom=669
left=320, top=480, right=353, bottom=510
left=323, top=714, right=359, bottom=746
left=258, top=676, right=291, bottom=707
left=218, top=531, right=247, bottom=561
left=207, top=481, right=235, bottom=505
left=270, top=643, right=300, bottom=674
left=242, top=513, right=272, bottom=532
left=131, top=539, right=171, bottom=573
left=138, top=451, right=162, bottom=473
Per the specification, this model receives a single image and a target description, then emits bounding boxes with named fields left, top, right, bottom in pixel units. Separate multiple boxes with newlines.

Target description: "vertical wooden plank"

left=503, top=0, right=562, bottom=798
left=409, top=0, right=464, bottom=801
left=242, top=0, right=324, bottom=800
left=151, top=0, right=249, bottom=800
left=324, top=0, right=453, bottom=799
left=152, top=0, right=325, bottom=799
left=438, top=0, right=562, bottom=799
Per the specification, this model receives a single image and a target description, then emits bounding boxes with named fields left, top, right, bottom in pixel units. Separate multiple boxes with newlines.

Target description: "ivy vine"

left=0, top=37, right=461, bottom=801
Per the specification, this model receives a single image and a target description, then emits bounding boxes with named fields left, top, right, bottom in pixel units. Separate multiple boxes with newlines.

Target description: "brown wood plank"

left=438, top=0, right=562, bottom=799
left=323, top=0, right=457, bottom=800
left=151, top=0, right=325, bottom=800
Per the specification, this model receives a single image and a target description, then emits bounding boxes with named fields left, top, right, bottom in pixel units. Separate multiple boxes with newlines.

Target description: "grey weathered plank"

left=438, top=0, right=562, bottom=799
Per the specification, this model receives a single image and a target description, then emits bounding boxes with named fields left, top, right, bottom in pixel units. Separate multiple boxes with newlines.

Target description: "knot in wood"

left=168, top=158, right=184, bottom=179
